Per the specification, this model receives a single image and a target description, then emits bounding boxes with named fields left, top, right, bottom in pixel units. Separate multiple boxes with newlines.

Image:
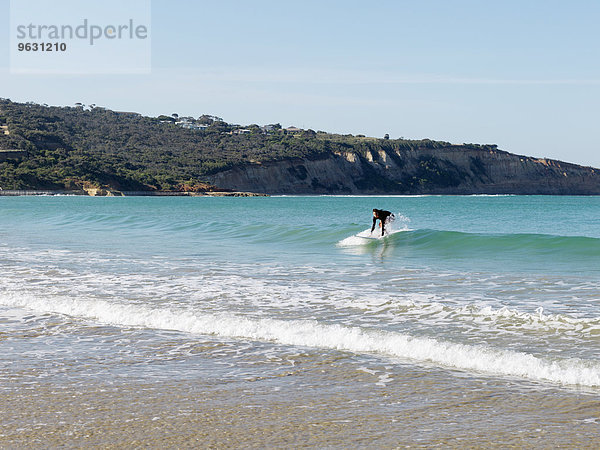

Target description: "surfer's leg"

left=383, top=217, right=393, bottom=236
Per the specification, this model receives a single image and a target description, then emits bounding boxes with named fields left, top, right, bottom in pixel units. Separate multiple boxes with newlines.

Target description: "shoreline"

left=2, top=372, right=599, bottom=448
left=2, top=190, right=600, bottom=198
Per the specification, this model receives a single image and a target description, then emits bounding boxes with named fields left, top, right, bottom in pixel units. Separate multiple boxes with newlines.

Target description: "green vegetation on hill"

left=0, top=99, right=497, bottom=191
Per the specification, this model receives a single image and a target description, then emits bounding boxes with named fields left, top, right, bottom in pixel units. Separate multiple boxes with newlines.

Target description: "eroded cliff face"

left=206, top=146, right=600, bottom=195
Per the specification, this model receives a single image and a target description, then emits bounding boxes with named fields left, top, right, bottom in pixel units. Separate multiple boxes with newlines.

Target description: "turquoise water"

left=1, top=195, right=600, bottom=444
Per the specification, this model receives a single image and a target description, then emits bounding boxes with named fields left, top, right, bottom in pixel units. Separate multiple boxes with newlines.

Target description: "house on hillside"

left=285, top=126, right=303, bottom=134
left=176, top=119, right=208, bottom=131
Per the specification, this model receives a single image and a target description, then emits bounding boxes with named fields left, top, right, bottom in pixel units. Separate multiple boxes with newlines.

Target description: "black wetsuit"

left=371, top=209, right=394, bottom=236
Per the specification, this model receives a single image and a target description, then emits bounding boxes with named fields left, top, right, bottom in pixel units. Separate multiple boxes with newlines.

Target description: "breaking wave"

left=2, top=293, right=599, bottom=387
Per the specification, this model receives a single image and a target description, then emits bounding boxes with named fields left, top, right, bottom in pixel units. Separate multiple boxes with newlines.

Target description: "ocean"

left=1, top=195, right=599, bottom=447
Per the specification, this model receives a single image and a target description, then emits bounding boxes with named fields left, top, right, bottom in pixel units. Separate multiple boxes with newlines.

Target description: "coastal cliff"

left=207, top=146, right=600, bottom=195
left=1, top=99, right=599, bottom=195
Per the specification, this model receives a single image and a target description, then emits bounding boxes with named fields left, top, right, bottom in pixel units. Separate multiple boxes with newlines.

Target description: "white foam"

left=2, top=293, right=599, bottom=387
left=4, top=246, right=599, bottom=336
left=369, top=297, right=600, bottom=334
left=337, top=229, right=376, bottom=247
left=469, top=305, right=600, bottom=332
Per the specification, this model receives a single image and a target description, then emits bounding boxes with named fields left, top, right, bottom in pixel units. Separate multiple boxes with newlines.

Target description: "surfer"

left=371, top=209, right=394, bottom=236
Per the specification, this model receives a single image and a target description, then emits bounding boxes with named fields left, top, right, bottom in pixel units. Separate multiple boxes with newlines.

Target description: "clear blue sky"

left=1, top=0, right=599, bottom=167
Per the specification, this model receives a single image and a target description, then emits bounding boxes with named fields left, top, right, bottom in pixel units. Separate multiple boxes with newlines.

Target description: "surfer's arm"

left=371, top=217, right=376, bottom=232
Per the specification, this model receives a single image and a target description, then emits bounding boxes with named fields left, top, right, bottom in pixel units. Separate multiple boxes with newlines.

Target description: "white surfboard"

left=358, top=234, right=385, bottom=240
left=338, top=227, right=408, bottom=247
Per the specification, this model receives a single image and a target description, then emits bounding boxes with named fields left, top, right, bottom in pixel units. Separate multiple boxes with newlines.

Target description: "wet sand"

left=2, top=358, right=599, bottom=448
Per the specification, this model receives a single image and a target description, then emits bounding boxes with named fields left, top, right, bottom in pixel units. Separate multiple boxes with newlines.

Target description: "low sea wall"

left=0, top=190, right=86, bottom=196
left=0, top=190, right=268, bottom=197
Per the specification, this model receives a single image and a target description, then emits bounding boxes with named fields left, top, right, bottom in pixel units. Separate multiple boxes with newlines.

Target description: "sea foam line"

left=371, top=298, right=600, bottom=333
left=2, top=294, right=600, bottom=387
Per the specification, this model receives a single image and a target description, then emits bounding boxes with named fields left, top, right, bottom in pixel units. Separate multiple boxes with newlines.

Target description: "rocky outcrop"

left=84, top=187, right=122, bottom=196
left=206, top=146, right=600, bottom=195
